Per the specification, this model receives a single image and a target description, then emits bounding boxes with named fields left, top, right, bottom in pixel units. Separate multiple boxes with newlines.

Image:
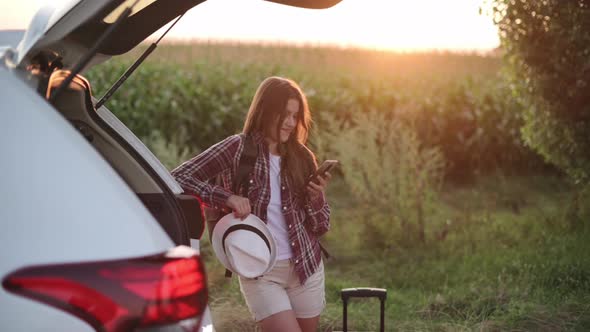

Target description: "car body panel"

left=15, top=0, right=102, bottom=66
left=1, top=295, right=94, bottom=332
left=0, top=68, right=174, bottom=272
left=0, top=66, right=180, bottom=329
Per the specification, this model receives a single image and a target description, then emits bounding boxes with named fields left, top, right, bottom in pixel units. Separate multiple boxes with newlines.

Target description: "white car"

left=0, top=0, right=340, bottom=331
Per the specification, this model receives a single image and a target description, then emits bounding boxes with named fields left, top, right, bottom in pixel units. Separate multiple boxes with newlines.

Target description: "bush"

left=318, top=110, right=445, bottom=248
left=406, top=77, right=541, bottom=178
left=487, top=0, right=590, bottom=186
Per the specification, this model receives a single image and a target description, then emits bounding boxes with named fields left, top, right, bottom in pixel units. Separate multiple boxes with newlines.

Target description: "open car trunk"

left=16, top=0, right=343, bottom=245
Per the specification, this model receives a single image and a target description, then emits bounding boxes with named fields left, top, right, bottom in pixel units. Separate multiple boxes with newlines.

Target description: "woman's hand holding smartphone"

left=307, top=160, right=338, bottom=198
left=308, top=160, right=339, bottom=184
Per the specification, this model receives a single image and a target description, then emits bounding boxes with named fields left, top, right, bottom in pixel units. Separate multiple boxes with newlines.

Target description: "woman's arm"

left=171, top=135, right=241, bottom=208
left=304, top=157, right=332, bottom=236
left=305, top=195, right=330, bottom=237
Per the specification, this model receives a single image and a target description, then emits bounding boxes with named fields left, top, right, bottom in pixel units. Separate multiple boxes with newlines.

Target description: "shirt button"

left=249, top=179, right=254, bottom=184
left=308, top=208, right=312, bottom=212
left=283, top=206, right=287, bottom=211
left=281, top=186, right=285, bottom=190
left=295, top=259, right=299, bottom=264
left=288, top=224, right=292, bottom=229
left=291, top=242, right=295, bottom=247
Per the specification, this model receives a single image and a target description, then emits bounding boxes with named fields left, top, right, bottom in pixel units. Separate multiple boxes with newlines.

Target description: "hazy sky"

left=1, top=0, right=500, bottom=52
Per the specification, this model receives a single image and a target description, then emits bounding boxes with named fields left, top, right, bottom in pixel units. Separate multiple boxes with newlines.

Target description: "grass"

left=200, top=174, right=590, bottom=331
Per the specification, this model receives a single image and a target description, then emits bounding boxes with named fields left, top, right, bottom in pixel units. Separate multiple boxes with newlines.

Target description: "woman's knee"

left=297, top=315, right=320, bottom=332
left=259, top=310, right=301, bottom=332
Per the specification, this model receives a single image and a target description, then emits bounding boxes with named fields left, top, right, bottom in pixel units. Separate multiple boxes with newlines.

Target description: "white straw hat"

left=211, top=213, right=277, bottom=278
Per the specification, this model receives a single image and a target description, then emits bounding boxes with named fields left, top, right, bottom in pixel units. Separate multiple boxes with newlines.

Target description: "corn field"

left=87, top=42, right=545, bottom=178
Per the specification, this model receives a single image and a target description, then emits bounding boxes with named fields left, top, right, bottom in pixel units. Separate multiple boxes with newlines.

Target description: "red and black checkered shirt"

left=171, top=131, right=330, bottom=284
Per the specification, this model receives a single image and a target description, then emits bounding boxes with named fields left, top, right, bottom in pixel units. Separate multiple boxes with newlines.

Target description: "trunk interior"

left=45, top=69, right=202, bottom=245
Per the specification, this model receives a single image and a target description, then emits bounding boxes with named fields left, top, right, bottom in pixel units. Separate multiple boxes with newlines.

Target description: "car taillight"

left=2, top=246, right=207, bottom=332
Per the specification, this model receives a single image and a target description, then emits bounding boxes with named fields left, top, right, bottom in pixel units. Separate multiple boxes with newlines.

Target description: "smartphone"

left=308, top=160, right=339, bottom=184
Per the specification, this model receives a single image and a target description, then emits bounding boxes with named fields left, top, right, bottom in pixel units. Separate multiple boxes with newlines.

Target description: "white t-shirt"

left=267, top=153, right=293, bottom=260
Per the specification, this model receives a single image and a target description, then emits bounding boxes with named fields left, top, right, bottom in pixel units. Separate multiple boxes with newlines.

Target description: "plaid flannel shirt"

left=171, top=132, right=330, bottom=284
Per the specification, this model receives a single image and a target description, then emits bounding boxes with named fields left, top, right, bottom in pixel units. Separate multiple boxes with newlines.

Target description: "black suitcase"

left=341, top=287, right=387, bottom=332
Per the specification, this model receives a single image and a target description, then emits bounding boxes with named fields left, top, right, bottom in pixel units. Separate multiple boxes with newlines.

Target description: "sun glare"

left=160, top=0, right=499, bottom=52
left=295, top=0, right=500, bottom=51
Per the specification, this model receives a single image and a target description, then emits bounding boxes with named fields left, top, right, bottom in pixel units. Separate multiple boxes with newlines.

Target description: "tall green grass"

left=198, top=174, right=589, bottom=331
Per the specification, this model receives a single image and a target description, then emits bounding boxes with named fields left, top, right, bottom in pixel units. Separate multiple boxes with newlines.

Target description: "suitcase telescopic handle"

left=341, top=287, right=387, bottom=301
left=341, top=288, right=387, bottom=332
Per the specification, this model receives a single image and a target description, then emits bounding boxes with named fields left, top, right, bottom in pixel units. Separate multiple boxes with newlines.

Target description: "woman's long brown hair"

left=243, top=76, right=317, bottom=195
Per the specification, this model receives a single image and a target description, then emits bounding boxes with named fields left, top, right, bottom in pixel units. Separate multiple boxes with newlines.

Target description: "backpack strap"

left=233, top=134, right=258, bottom=195
left=320, top=242, right=331, bottom=260
left=224, top=134, right=258, bottom=278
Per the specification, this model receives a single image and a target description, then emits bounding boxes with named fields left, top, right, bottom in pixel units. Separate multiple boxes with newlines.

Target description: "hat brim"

left=211, top=213, right=277, bottom=277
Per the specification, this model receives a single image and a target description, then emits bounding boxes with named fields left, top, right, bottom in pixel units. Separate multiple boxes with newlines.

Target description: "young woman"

left=171, top=76, right=331, bottom=332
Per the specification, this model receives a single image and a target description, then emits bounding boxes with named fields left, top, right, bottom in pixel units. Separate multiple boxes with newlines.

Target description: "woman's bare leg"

left=259, top=310, right=302, bottom=332
left=297, top=315, right=320, bottom=332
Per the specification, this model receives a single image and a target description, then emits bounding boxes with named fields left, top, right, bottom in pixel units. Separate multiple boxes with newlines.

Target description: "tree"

left=486, top=0, right=590, bottom=187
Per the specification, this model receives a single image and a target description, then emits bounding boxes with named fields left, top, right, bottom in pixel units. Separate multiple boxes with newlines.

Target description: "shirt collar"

left=248, top=131, right=267, bottom=145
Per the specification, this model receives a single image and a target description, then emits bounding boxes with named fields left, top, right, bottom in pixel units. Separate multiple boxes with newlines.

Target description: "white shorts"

left=238, top=259, right=325, bottom=322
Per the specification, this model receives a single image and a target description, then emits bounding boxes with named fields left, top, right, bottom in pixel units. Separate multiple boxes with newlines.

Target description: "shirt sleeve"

left=171, top=134, right=242, bottom=207
left=296, top=143, right=331, bottom=236
left=304, top=191, right=331, bottom=237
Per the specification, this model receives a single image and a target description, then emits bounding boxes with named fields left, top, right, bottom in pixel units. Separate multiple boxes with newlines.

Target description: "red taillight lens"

left=2, top=246, right=207, bottom=332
